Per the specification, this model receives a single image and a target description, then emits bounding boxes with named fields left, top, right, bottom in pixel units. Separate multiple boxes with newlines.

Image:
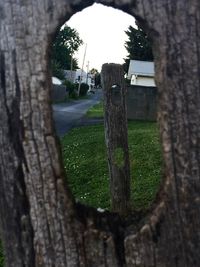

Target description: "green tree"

left=124, top=26, right=153, bottom=73
left=52, top=25, right=83, bottom=73
left=90, top=68, right=101, bottom=87
left=90, top=68, right=98, bottom=75
left=51, top=60, right=65, bottom=80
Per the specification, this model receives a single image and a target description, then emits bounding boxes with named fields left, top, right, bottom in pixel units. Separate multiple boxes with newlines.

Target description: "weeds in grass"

left=61, top=121, right=162, bottom=211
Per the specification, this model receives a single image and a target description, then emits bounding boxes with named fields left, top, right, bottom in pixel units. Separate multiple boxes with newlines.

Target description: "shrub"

left=79, top=83, right=89, bottom=96
left=63, top=80, right=78, bottom=99
left=63, top=80, right=89, bottom=98
left=51, top=60, right=65, bottom=80
left=69, top=89, right=78, bottom=99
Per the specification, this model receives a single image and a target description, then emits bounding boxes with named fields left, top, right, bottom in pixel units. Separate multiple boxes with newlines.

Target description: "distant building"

left=127, top=60, right=155, bottom=87
left=63, top=70, right=76, bottom=83
left=63, top=69, right=95, bottom=88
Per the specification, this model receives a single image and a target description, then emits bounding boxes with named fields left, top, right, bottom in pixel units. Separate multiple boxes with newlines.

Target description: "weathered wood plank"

left=102, top=63, right=131, bottom=215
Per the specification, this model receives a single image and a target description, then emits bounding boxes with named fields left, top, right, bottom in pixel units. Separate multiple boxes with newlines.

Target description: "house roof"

left=127, top=60, right=155, bottom=78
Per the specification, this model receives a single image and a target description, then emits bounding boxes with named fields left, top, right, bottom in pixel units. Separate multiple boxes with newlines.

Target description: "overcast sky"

left=67, top=3, right=136, bottom=72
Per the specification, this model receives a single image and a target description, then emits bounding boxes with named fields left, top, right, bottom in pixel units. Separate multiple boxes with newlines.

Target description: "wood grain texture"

left=102, top=63, right=131, bottom=215
left=0, top=0, right=200, bottom=266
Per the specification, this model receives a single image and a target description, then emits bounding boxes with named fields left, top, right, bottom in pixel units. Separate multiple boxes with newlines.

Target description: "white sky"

left=67, top=3, right=136, bottom=72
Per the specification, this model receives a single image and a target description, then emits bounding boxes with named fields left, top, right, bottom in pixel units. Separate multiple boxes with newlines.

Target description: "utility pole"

left=86, top=61, right=89, bottom=85
left=78, top=43, right=87, bottom=96
left=70, top=53, right=73, bottom=82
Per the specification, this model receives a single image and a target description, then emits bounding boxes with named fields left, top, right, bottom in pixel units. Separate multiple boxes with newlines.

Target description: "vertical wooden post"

left=101, top=63, right=131, bottom=215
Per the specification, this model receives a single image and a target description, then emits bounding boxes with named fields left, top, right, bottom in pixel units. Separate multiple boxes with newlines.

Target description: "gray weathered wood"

left=102, top=63, right=131, bottom=215
left=1, top=0, right=200, bottom=266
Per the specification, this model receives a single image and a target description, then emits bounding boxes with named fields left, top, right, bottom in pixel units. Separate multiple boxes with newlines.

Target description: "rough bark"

left=102, top=63, right=131, bottom=215
left=1, top=0, right=200, bottom=266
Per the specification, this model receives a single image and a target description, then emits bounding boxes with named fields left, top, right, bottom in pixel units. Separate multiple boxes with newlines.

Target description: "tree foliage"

left=124, top=26, right=153, bottom=73
left=51, top=60, right=65, bottom=80
left=90, top=68, right=98, bottom=75
left=89, top=68, right=101, bottom=87
left=51, top=25, right=83, bottom=73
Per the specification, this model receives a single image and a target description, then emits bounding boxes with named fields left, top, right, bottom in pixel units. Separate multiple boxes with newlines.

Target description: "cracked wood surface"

left=102, top=64, right=131, bottom=216
left=0, top=0, right=200, bottom=266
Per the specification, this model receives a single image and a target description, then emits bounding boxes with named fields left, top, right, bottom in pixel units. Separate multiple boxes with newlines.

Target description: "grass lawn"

left=86, top=102, right=104, bottom=118
left=61, top=121, right=162, bottom=211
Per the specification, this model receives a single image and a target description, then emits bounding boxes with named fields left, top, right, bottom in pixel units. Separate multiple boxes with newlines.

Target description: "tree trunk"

left=1, top=0, right=200, bottom=266
left=102, top=63, right=131, bottom=215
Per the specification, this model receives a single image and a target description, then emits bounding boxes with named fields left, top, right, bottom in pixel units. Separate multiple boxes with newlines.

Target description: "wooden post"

left=101, top=63, right=131, bottom=215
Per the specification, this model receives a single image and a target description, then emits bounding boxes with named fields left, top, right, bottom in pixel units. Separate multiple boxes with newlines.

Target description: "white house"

left=127, top=60, right=155, bottom=87
left=63, top=69, right=95, bottom=88
left=63, top=70, right=76, bottom=83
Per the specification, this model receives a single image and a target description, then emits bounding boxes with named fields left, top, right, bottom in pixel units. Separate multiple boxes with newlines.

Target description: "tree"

left=1, top=0, right=200, bottom=266
left=51, top=60, right=65, bottom=80
left=94, top=72, right=101, bottom=87
left=90, top=68, right=101, bottom=87
left=124, top=26, right=153, bottom=73
left=52, top=25, right=83, bottom=72
left=90, top=68, right=98, bottom=75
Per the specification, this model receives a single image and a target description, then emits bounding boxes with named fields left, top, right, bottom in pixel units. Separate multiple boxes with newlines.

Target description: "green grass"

left=86, top=102, right=104, bottom=118
left=61, top=121, right=162, bottom=211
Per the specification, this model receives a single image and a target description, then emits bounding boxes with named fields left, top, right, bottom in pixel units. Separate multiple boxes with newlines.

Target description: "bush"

left=51, top=60, right=65, bottom=80
left=63, top=80, right=78, bottom=99
left=69, top=89, right=78, bottom=99
left=79, top=83, right=89, bottom=96
left=63, top=81, right=89, bottom=98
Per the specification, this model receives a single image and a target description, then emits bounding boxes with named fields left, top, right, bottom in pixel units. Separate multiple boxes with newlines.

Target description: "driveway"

left=52, top=90, right=103, bottom=137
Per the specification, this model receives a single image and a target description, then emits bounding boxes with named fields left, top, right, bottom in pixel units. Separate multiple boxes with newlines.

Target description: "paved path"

left=52, top=90, right=103, bottom=137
